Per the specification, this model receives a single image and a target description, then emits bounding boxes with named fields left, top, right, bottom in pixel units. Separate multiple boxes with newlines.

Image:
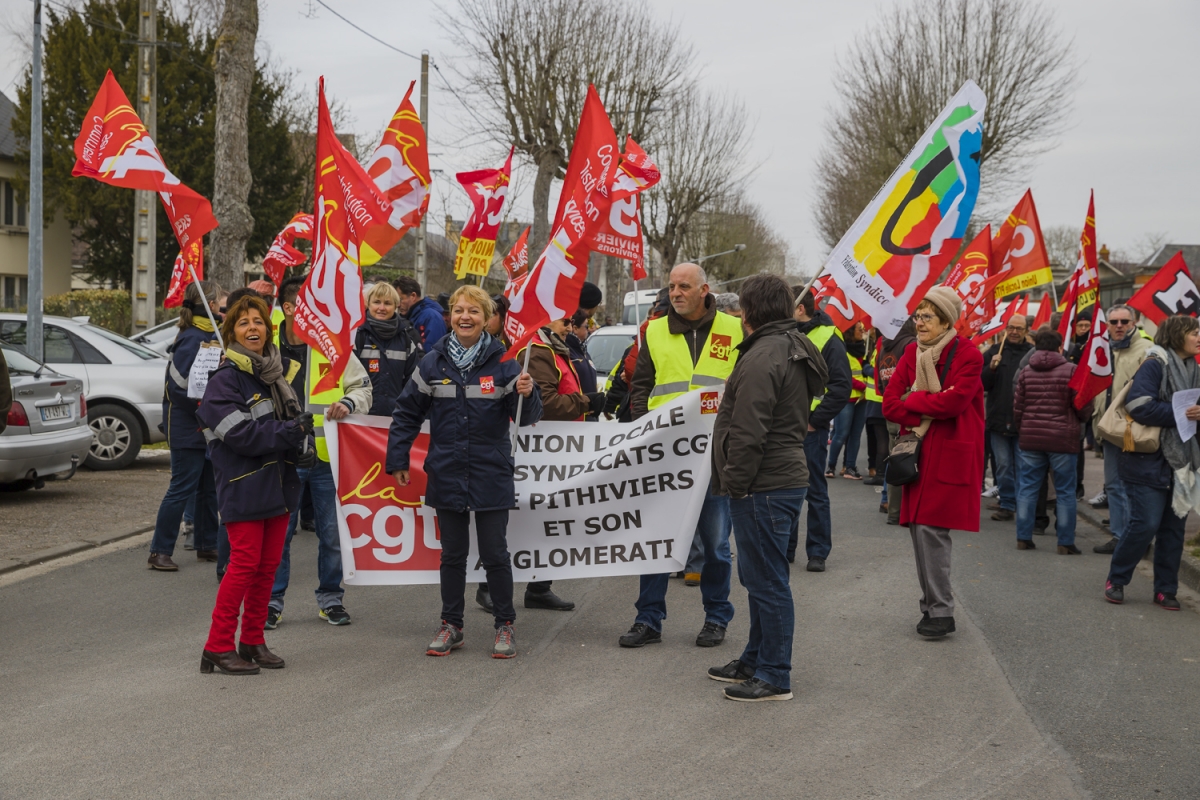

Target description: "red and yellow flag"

left=990, top=190, right=1052, bottom=299
left=453, top=148, right=514, bottom=278
left=1057, top=192, right=1099, bottom=340
left=163, top=241, right=203, bottom=309
left=360, top=81, right=431, bottom=266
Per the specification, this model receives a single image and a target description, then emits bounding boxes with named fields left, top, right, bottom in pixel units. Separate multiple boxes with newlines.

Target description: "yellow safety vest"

left=804, top=324, right=844, bottom=410
left=274, top=318, right=350, bottom=462
left=848, top=354, right=864, bottom=401
left=645, top=311, right=743, bottom=410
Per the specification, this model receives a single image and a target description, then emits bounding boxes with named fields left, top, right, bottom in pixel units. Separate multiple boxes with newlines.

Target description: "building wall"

left=0, top=158, right=75, bottom=308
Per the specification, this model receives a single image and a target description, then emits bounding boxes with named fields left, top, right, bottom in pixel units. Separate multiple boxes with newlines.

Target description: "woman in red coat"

left=882, top=286, right=984, bottom=639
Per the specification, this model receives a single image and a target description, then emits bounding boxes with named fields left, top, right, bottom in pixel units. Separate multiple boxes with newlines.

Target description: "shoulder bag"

left=887, top=340, right=958, bottom=486
left=1096, top=380, right=1160, bottom=453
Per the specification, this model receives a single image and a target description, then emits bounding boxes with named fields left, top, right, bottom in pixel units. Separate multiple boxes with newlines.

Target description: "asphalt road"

left=2, top=475, right=1198, bottom=799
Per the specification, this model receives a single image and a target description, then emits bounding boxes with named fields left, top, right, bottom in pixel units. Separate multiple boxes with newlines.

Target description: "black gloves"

left=297, top=436, right=316, bottom=468
left=296, top=412, right=315, bottom=435
left=587, top=392, right=607, bottom=415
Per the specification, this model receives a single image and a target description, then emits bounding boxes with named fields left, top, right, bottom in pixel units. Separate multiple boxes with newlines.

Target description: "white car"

left=129, top=317, right=182, bottom=356
left=0, top=314, right=168, bottom=470
left=585, top=324, right=638, bottom=388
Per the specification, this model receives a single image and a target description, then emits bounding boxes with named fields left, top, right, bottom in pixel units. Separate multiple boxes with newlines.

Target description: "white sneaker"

left=981, top=485, right=1000, bottom=499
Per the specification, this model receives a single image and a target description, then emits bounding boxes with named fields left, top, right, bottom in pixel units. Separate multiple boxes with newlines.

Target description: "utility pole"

left=415, top=50, right=429, bottom=296
left=130, top=0, right=157, bottom=334
left=26, top=0, right=44, bottom=361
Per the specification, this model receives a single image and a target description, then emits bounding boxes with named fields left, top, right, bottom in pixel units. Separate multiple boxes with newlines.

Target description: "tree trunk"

left=529, top=150, right=558, bottom=262
left=208, top=0, right=258, bottom=292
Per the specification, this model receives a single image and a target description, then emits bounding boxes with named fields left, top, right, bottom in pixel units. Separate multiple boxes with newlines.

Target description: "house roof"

left=0, top=90, right=16, bottom=159
left=1144, top=244, right=1200, bottom=269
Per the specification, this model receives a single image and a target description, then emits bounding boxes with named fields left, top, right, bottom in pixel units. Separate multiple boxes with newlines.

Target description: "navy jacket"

left=1119, top=355, right=1176, bottom=489
left=163, top=325, right=218, bottom=450
left=407, top=297, right=448, bottom=350
left=565, top=333, right=598, bottom=394
left=197, top=355, right=308, bottom=523
left=798, top=310, right=852, bottom=431
left=387, top=336, right=543, bottom=512
left=354, top=319, right=421, bottom=416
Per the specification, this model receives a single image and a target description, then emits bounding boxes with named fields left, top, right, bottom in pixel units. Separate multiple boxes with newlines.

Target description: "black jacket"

left=981, top=340, right=1033, bottom=435
left=797, top=310, right=851, bottom=431
left=354, top=317, right=421, bottom=416
left=163, top=324, right=219, bottom=450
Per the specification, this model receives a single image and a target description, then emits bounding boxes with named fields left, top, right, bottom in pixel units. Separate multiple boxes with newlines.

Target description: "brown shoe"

left=196, top=550, right=218, bottom=562
left=986, top=502, right=1002, bottom=511
left=147, top=553, right=179, bottom=571
left=991, top=509, right=1014, bottom=521
left=200, top=649, right=260, bottom=675
left=238, top=642, right=285, bottom=669
left=1017, top=540, right=1036, bottom=550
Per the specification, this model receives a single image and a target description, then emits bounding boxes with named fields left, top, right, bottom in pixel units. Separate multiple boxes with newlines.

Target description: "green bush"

left=44, top=290, right=131, bottom=333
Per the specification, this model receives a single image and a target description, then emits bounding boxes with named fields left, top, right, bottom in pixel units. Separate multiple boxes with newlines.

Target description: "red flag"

left=1128, top=252, right=1200, bottom=325
left=72, top=70, right=217, bottom=250
left=360, top=81, right=431, bottom=265
left=946, top=226, right=995, bottom=338
left=1031, top=296, right=1052, bottom=331
left=293, top=79, right=395, bottom=394
left=163, top=241, right=203, bottom=309
left=503, top=85, right=618, bottom=356
left=453, top=148, right=514, bottom=278
left=1057, top=192, right=1099, bottom=340
left=502, top=227, right=531, bottom=299
left=587, top=138, right=660, bottom=281
left=990, top=190, right=1052, bottom=298
left=262, top=213, right=314, bottom=287
left=971, top=295, right=1028, bottom=346
left=1068, top=305, right=1112, bottom=409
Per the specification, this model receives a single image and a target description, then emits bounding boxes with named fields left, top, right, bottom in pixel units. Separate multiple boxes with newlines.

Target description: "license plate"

left=40, top=404, right=72, bottom=421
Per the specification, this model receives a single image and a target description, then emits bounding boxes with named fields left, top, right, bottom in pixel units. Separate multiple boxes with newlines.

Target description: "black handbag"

left=886, top=340, right=957, bottom=486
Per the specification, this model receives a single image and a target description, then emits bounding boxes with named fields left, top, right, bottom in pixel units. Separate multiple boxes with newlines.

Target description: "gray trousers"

left=909, top=524, right=954, bottom=618
left=886, top=421, right=902, bottom=523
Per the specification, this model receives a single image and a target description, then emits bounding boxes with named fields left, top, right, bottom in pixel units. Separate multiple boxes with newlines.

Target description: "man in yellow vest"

left=619, top=263, right=743, bottom=649
left=267, top=275, right=373, bottom=629
left=790, top=291, right=851, bottom=572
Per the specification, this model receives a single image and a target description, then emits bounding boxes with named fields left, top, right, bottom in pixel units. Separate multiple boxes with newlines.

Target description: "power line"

left=311, top=0, right=422, bottom=62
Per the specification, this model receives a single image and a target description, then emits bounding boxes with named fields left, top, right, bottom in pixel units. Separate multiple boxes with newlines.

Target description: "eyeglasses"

left=1005, top=325, right=1026, bottom=332
left=913, top=313, right=939, bottom=323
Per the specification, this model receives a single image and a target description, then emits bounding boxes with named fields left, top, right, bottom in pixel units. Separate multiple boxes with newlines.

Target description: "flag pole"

left=793, top=271, right=822, bottom=306
left=510, top=341, right=534, bottom=456
left=189, top=263, right=224, bottom=350
left=633, top=278, right=643, bottom=348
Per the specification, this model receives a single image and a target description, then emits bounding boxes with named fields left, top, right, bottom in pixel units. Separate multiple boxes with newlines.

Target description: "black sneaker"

left=708, top=659, right=755, bottom=683
left=723, top=676, right=793, bottom=702
left=318, top=605, right=351, bottom=626
left=476, top=585, right=494, bottom=613
left=843, top=466, right=863, bottom=480
left=524, top=589, right=575, bottom=611
left=618, top=623, right=662, bottom=648
left=696, top=621, right=726, bottom=648
left=427, top=621, right=465, bottom=656
left=806, top=557, right=826, bottom=573
left=265, top=608, right=282, bottom=630
left=300, top=518, right=316, bottom=532
left=1154, top=592, right=1181, bottom=611
left=1093, top=537, right=1118, bottom=554
left=917, top=615, right=955, bottom=637
left=1104, top=581, right=1124, bottom=604
left=863, top=475, right=884, bottom=486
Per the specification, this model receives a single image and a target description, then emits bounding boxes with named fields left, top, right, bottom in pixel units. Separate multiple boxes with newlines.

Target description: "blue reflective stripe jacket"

left=163, top=325, right=218, bottom=450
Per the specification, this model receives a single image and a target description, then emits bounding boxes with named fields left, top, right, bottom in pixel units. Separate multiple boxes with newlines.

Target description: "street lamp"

left=693, top=244, right=746, bottom=264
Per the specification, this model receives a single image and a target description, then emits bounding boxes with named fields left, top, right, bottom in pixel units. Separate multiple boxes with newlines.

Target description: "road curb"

left=1077, top=504, right=1200, bottom=595
left=4, top=525, right=155, bottom=574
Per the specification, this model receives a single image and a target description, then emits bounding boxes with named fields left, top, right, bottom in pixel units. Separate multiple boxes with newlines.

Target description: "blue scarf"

left=446, top=331, right=492, bottom=374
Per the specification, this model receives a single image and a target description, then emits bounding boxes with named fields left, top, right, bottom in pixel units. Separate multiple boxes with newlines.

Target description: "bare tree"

left=441, top=0, right=694, bottom=256
left=678, top=192, right=789, bottom=285
left=207, top=0, right=257, bottom=290
left=1042, top=223, right=1079, bottom=269
left=813, top=0, right=1078, bottom=251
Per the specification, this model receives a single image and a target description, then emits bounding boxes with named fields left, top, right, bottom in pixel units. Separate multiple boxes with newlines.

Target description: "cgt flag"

left=262, top=213, right=314, bottom=287
left=163, top=241, right=203, bottom=309
left=587, top=137, right=661, bottom=281
left=1068, top=305, right=1112, bottom=410
left=819, top=80, right=986, bottom=338
left=294, top=79, right=395, bottom=394
left=944, top=225, right=994, bottom=338
left=971, top=294, right=1028, bottom=346
left=1128, top=252, right=1200, bottom=324
left=453, top=148, right=514, bottom=279
left=1058, top=192, right=1099, bottom=341
left=72, top=70, right=218, bottom=250
left=360, top=81, right=431, bottom=266
left=502, top=226, right=531, bottom=299
left=990, top=190, right=1052, bottom=299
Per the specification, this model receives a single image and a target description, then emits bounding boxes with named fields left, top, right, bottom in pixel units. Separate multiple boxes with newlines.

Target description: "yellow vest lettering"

left=645, top=311, right=743, bottom=410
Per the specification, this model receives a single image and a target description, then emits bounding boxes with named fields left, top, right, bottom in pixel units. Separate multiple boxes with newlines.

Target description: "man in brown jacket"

left=707, top=274, right=827, bottom=702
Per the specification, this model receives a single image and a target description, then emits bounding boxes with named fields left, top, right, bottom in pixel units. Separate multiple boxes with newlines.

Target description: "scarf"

left=447, top=331, right=493, bottom=374
left=1148, top=345, right=1200, bottom=515
left=911, top=329, right=954, bottom=439
left=365, top=314, right=400, bottom=342
left=193, top=316, right=215, bottom=333
left=228, top=341, right=302, bottom=420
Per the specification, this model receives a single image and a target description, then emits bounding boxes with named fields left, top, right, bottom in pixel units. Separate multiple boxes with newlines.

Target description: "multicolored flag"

left=72, top=70, right=218, bottom=251
left=1068, top=305, right=1112, bottom=409
left=990, top=190, right=1052, bottom=299
left=262, top=213, right=314, bottom=287
left=502, top=226, right=531, bottom=298
left=163, top=241, right=203, bottom=309
left=819, top=80, right=986, bottom=338
left=1058, top=192, right=1099, bottom=340
left=293, top=78, right=394, bottom=394
left=1127, top=252, right=1200, bottom=324
left=587, top=137, right=660, bottom=281
left=360, top=81, right=431, bottom=266
left=453, top=148, right=514, bottom=279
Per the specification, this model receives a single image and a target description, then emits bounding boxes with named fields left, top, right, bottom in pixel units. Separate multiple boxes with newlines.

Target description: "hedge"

left=41, top=290, right=179, bottom=334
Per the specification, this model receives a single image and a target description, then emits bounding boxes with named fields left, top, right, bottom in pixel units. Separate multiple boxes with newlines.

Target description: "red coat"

left=882, top=336, right=985, bottom=532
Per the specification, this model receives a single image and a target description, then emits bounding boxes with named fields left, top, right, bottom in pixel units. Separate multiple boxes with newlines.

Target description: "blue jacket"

left=407, top=297, right=448, bottom=350
left=565, top=333, right=598, bottom=394
left=354, top=318, right=421, bottom=416
left=197, top=354, right=308, bottom=523
left=1119, top=354, right=1176, bottom=489
left=387, top=336, right=543, bottom=512
left=797, top=310, right=852, bottom=431
left=163, top=325, right=218, bottom=450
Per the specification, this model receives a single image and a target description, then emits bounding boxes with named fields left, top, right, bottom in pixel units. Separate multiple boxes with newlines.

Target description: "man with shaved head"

left=619, top=263, right=744, bottom=650
left=981, top=313, right=1032, bottom=522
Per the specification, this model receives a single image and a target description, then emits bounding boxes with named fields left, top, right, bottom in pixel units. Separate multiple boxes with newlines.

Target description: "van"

left=621, top=289, right=659, bottom=325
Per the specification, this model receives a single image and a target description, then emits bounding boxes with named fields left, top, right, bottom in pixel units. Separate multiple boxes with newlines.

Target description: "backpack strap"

left=938, top=339, right=959, bottom=385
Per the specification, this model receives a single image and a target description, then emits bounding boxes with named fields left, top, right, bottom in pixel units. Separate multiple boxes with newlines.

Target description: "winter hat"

left=578, top=281, right=603, bottom=310
left=922, top=286, right=962, bottom=326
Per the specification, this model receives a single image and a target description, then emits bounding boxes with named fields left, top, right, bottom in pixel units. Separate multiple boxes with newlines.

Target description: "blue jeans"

left=684, top=534, right=705, bottom=575
left=150, top=448, right=217, bottom=555
left=634, top=490, right=733, bottom=631
left=990, top=432, right=1019, bottom=511
left=828, top=401, right=867, bottom=472
left=1102, top=440, right=1128, bottom=541
left=1108, top=482, right=1187, bottom=595
left=270, top=459, right=344, bottom=612
left=788, top=428, right=831, bottom=561
left=1016, top=448, right=1077, bottom=545
left=730, top=487, right=806, bottom=691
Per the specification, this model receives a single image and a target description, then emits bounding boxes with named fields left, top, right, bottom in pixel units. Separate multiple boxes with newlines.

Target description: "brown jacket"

left=630, top=295, right=717, bottom=420
left=711, top=319, right=828, bottom=498
left=517, top=329, right=589, bottom=421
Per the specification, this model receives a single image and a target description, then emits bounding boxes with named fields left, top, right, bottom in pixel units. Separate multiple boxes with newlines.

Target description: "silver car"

left=1, top=343, right=92, bottom=488
left=0, top=314, right=168, bottom=470
left=130, top=317, right=182, bottom=356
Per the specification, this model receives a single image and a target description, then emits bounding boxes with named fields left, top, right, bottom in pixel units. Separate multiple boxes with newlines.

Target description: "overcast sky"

left=2, top=0, right=1198, bottom=273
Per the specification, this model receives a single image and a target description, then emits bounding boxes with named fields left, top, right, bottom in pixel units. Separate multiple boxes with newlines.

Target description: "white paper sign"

left=188, top=343, right=224, bottom=400
left=1172, top=388, right=1200, bottom=443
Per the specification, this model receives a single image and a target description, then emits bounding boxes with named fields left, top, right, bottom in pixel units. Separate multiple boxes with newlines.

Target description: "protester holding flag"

left=882, top=287, right=984, bottom=638
left=1067, top=316, right=1091, bottom=365
left=147, top=280, right=224, bottom=572
left=980, top=314, right=1032, bottom=522
left=353, top=282, right=421, bottom=416
left=1104, top=316, right=1200, bottom=611
left=394, top=276, right=448, bottom=349
left=387, top=286, right=542, bottom=659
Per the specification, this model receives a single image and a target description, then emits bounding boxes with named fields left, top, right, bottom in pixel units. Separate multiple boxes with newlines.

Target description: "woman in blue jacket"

left=197, top=295, right=314, bottom=675
left=1105, top=315, right=1200, bottom=610
left=388, top=285, right=542, bottom=660
left=354, top=282, right=421, bottom=416
left=148, top=280, right=223, bottom=571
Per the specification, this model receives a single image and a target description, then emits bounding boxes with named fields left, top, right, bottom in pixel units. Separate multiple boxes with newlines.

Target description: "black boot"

left=525, top=588, right=575, bottom=611
left=475, top=585, right=494, bottom=613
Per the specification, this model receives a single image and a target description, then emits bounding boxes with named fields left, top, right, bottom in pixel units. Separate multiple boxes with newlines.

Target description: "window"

left=2, top=276, right=28, bottom=309
left=0, top=322, right=82, bottom=363
left=83, top=323, right=161, bottom=360
left=1, top=179, right=27, bottom=228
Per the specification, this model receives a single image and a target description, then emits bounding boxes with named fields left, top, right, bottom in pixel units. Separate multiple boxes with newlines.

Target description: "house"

left=0, top=90, right=75, bottom=309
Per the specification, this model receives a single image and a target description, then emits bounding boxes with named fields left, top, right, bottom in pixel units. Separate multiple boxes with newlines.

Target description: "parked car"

left=585, top=324, right=637, bottom=390
left=129, top=317, right=182, bottom=356
left=0, top=314, right=168, bottom=470
left=1, top=343, right=92, bottom=489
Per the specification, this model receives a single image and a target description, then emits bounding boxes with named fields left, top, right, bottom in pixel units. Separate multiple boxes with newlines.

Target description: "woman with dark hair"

left=882, top=286, right=984, bottom=638
left=1104, top=315, right=1200, bottom=610
left=148, top=279, right=224, bottom=571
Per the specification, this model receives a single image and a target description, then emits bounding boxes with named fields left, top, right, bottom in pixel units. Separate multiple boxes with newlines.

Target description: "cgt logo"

left=700, top=391, right=720, bottom=414
left=709, top=334, right=733, bottom=361
left=479, top=376, right=495, bottom=395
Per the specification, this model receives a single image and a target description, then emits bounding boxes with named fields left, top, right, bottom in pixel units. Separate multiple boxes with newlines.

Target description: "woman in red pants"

left=196, top=295, right=313, bottom=675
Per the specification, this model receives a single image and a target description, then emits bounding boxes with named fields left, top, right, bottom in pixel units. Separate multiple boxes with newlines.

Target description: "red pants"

left=204, top=513, right=289, bottom=652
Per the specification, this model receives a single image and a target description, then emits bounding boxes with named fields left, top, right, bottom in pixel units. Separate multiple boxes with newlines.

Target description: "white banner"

left=326, top=390, right=719, bottom=585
